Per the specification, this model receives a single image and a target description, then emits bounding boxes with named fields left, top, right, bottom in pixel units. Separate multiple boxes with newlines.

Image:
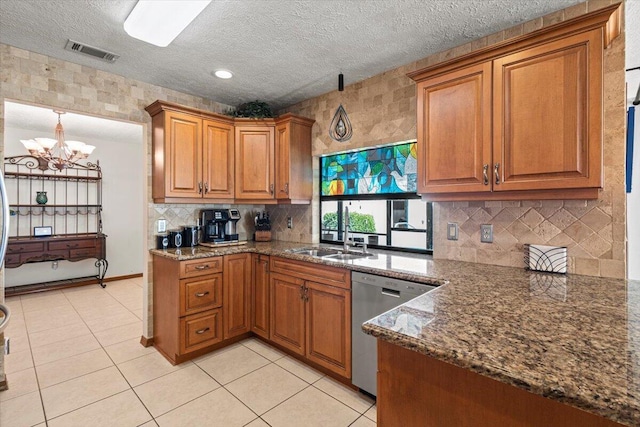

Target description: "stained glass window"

left=320, top=141, right=417, bottom=196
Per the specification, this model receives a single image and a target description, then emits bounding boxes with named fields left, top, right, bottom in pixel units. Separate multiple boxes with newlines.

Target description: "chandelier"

left=20, top=110, right=96, bottom=171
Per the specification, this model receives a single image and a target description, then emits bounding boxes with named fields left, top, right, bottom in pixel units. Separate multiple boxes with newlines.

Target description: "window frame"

left=319, top=158, right=433, bottom=255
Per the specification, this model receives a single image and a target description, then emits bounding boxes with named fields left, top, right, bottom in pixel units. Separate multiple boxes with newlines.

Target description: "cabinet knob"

left=195, top=265, right=210, bottom=270
left=482, top=164, right=489, bottom=186
left=195, top=327, right=210, bottom=335
left=494, top=163, right=501, bottom=185
left=195, top=291, right=210, bottom=297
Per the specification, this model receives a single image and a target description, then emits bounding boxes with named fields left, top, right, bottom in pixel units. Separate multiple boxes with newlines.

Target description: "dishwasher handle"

left=381, top=287, right=400, bottom=298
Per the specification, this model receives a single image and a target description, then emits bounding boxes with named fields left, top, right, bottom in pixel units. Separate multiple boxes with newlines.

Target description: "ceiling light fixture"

left=20, top=111, right=96, bottom=171
left=329, top=73, right=353, bottom=142
left=124, top=0, right=212, bottom=47
left=214, top=70, right=233, bottom=79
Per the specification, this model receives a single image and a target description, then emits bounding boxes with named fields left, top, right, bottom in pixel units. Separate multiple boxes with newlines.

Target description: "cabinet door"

left=164, top=111, right=203, bottom=198
left=493, top=30, right=602, bottom=191
left=275, top=123, right=290, bottom=200
left=416, top=62, right=492, bottom=194
left=202, top=119, right=234, bottom=200
left=223, top=253, right=251, bottom=339
left=305, top=281, right=351, bottom=378
left=251, top=254, right=270, bottom=339
left=235, top=126, right=275, bottom=199
left=270, top=272, right=305, bottom=355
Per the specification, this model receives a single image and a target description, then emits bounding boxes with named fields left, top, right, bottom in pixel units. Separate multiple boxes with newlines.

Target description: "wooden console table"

left=5, top=233, right=108, bottom=287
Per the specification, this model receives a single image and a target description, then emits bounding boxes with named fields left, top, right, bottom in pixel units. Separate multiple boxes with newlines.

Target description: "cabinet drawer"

left=7, top=241, right=45, bottom=253
left=69, top=248, right=99, bottom=259
left=180, top=309, right=223, bottom=353
left=271, top=256, right=350, bottom=289
left=49, top=239, right=96, bottom=251
left=180, top=257, right=223, bottom=278
left=180, top=274, right=222, bottom=316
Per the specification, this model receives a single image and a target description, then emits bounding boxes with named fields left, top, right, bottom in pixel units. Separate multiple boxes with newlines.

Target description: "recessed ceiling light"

left=214, top=70, right=233, bottom=79
left=124, top=0, right=212, bottom=47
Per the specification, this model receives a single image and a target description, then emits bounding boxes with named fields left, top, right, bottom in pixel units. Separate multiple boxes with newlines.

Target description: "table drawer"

left=69, top=248, right=99, bottom=259
left=180, top=257, right=223, bottom=278
left=180, top=309, right=223, bottom=353
left=7, top=241, right=45, bottom=253
left=49, top=239, right=96, bottom=251
left=180, top=273, right=222, bottom=316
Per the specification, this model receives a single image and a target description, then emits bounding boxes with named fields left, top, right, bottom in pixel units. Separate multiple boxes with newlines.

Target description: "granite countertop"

left=150, top=242, right=639, bottom=426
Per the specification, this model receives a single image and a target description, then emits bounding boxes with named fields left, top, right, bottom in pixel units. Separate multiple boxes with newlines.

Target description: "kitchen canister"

left=156, top=234, right=169, bottom=249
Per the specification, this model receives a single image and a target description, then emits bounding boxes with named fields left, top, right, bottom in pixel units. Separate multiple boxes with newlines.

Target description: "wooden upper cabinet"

left=274, top=115, right=315, bottom=204
left=408, top=4, right=620, bottom=201
left=146, top=101, right=236, bottom=203
left=165, top=111, right=203, bottom=198
left=416, top=62, right=492, bottom=194
left=202, top=119, right=234, bottom=199
left=493, top=30, right=602, bottom=191
left=235, top=123, right=276, bottom=200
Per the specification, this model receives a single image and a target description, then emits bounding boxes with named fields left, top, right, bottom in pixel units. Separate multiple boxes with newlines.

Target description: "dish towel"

left=627, top=106, right=635, bottom=193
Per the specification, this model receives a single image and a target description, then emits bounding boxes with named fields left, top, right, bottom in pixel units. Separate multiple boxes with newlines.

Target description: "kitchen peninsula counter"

left=150, top=242, right=639, bottom=426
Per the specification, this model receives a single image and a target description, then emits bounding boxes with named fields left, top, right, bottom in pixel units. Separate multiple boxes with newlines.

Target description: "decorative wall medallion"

left=329, top=104, right=353, bottom=142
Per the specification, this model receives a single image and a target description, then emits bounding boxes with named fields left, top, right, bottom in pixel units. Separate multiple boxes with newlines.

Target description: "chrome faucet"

left=343, top=206, right=350, bottom=252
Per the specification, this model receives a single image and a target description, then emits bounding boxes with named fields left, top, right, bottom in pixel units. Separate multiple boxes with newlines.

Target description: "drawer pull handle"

left=195, top=327, right=210, bottom=335
left=482, top=164, right=489, bottom=185
left=494, top=163, right=500, bottom=185
left=67, top=244, right=79, bottom=248
left=195, top=265, right=210, bottom=270
left=195, top=291, right=209, bottom=297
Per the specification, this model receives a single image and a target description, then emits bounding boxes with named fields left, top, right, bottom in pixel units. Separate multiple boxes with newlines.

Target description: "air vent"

left=64, top=39, right=119, bottom=63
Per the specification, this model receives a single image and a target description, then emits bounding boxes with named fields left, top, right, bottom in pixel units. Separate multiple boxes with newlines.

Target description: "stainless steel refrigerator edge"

left=351, top=271, right=435, bottom=396
left=0, top=169, right=12, bottom=390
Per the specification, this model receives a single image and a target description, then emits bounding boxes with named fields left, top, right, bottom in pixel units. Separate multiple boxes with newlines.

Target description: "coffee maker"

left=225, top=209, right=241, bottom=241
left=201, top=209, right=241, bottom=243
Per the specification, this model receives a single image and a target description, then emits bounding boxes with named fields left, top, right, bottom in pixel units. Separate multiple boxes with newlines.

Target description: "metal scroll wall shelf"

left=3, top=155, right=108, bottom=288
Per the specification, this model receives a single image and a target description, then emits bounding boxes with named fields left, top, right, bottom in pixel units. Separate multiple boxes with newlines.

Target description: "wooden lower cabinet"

left=153, top=253, right=352, bottom=379
left=306, top=281, right=351, bottom=378
left=377, top=339, right=623, bottom=427
left=153, top=255, right=224, bottom=364
left=251, top=254, right=270, bottom=339
left=270, top=272, right=306, bottom=355
left=223, top=253, right=251, bottom=339
left=269, top=257, right=352, bottom=379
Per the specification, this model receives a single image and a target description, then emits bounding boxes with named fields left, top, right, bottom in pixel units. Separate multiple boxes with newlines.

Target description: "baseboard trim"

left=140, top=335, right=154, bottom=347
left=4, top=273, right=144, bottom=297
left=0, top=376, right=8, bottom=392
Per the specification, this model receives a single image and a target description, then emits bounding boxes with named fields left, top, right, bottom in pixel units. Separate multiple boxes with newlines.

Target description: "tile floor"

left=1, top=278, right=376, bottom=426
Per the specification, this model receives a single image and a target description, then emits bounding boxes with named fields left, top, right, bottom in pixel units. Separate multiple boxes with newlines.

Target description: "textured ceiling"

left=0, top=0, right=586, bottom=110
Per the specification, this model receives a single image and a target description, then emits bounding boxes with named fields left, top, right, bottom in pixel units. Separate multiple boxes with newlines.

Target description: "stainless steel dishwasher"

left=352, top=271, right=436, bottom=397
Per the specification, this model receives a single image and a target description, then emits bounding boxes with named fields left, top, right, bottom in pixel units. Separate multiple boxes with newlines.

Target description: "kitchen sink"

left=322, top=252, right=372, bottom=261
left=288, top=247, right=375, bottom=260
left=288, top=247, right=343, bottom=257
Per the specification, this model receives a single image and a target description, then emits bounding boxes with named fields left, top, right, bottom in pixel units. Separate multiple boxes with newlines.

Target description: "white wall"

left=628, top=106, right=640, bottom=280
left=3, top=121, right=144, bottom=286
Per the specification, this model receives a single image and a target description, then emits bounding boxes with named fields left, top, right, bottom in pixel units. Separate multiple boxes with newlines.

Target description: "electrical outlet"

left=157, top=218, right=167, bottom=233
left=447, top=223, right=458, bottom=240
left=287, top=216, right=293, bottom=229
left=480, top=224, right=493, bottom=243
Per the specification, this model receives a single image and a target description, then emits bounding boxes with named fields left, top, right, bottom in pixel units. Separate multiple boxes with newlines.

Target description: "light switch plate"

left=447, top=223, right=458, bottom=240
left=157, top=219, right=167, bottom=233
left=480, top=224, right=493, bottom=243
